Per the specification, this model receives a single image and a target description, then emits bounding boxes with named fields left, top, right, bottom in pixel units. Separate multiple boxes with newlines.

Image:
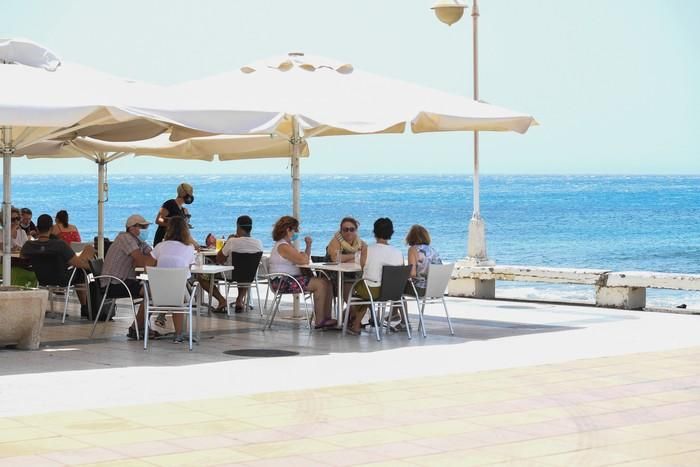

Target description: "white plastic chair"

left=405, top=263, right=455, bottom=338
left=263, top=272, right=314, bottom=332
left=143, top=267, right=198, bottom=351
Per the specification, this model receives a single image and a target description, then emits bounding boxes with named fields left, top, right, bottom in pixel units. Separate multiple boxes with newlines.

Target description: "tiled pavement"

left=1, top=295, right=699, bottom=465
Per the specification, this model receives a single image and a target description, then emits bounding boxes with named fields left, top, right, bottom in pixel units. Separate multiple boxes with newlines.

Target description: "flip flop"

left=314, top=318, right=338, bottom=329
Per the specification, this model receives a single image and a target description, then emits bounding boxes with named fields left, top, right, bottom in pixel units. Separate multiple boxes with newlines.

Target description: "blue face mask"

left=138, top=230, right=149, bottom=243
left=290, top=232, right=299, bottom=242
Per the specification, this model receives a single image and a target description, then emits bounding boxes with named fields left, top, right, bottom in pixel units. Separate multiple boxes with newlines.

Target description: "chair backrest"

left=424, top=263, right=454, bottom=298
left=377, top=265, right=412, bottom=301
left=231, top=251, right=263, bottom=283
left=29, top=252, right=71, bottom=287
left=146, top=267, right=189, bottom=306
left=310, top=255, right=328, bottom=263
left=258, top=255, right=270, bottom=278
left=89, top=258, right=104, bottom=276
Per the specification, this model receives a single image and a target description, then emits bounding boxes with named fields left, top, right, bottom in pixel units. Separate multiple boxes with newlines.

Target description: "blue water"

left=5, top=174, right=700, bottom=307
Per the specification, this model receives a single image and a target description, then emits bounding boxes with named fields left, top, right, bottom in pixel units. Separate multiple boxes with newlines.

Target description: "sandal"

left=212, top=303, right=228, bottom=313
left=314, top=318, right=338, bottom=329
left=126, top=327, right=162, bottom=341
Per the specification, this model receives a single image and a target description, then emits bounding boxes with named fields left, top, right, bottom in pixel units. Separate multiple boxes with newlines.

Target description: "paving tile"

left=304, top=447, right=389, bottom=466
left=234, top=438, right=340, bottom=459
left=143, top=447, right=255, bottom=466
left=42, top=446, right=124, bottom=464
left=0, top=436, right=91, bottom=458
left=319, top=428, right=418, bottom=449
left=0, top=455, right=64, bottom=467
left=409, top=449, right=514, bottom=466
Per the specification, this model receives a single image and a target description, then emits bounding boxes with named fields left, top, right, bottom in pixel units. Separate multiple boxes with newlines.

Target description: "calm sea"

left=6, top=174, right=700, bottom=308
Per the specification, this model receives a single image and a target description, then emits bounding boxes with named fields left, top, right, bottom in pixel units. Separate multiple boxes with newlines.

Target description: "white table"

left=301, top=262, right=362, bottom=327
left=138, top=264, right=234, bottom=343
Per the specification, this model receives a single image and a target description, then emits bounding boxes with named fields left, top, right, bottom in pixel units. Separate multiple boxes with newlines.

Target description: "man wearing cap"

left=102, top=214, right=157, bottom=339
left=21, top=214, right=95, bottom=317
left=153, top=183, right=194, bottom=246
left=216, top=215, right=263, bottom=313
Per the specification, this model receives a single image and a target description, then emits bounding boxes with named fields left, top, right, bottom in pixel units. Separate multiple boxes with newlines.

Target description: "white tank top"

left=269, top=239, right=301, bottom=276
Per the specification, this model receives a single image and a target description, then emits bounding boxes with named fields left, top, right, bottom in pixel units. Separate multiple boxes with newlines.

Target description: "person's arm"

left=407, top=246, right=418, bottom=278
left=360, top=242, right=368, bottom=268
left=68, top=244, right=95, bottom=270
left=278, top=242, right=309, bottom=265
left=215, top=238, right=231, bottom=264
left=130, top=249, right=157, bottom=268
left=325, top=237, right=339, bottom=259
left=155, top=206, right=169, bottom=227
left=74, top=226, right=81, bottom=242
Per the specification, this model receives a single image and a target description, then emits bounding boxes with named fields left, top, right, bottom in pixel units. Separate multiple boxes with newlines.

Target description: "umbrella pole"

left=1, top=127, right=13, bottom=284
left=291, top=117, right=302, bottom=317
left=465, top=0, right=493, bottom=266
left=97, top=158, right=106, bottom=258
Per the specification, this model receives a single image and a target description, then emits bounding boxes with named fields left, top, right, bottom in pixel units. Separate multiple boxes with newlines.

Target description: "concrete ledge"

left=595, top=286, right=646, bottom=310
left=605, top=271, right=700, bottom=291
left=0, top=287, right=49, bottom=350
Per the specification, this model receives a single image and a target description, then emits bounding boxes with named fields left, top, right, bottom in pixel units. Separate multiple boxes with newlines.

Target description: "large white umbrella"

left=0, top=39, right=170, bottom=282
left=20, top=134, right=309, bottom=256
left=153, top=52, right=536, bottom=225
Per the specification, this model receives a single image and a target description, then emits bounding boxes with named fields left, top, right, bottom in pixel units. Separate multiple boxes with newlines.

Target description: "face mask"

left=19, top=221, right=29, bottom=229
left=138, top=230, right=149, bottom=243
left=183, top=194, right=194, bottom=205
left=290, top=232, right=299, bottom=242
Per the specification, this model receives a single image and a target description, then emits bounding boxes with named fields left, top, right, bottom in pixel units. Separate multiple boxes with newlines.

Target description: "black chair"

left=344, top=265, right=412, bottom=341
left=87, top=258, right=141, bottom=339
left=29, top=251, right=84, bottom=322
left=218, top=251, right=264, bottom=317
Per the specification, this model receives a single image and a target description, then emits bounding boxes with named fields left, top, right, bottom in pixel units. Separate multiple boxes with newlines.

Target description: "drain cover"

left=223, top=349, right=299, bottom=358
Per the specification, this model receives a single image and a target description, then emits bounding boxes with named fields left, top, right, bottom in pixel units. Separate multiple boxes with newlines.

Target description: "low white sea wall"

left=448, top=263, right=700, bottom=310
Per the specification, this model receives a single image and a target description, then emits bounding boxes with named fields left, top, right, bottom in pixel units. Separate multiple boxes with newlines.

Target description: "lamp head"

left=431, top=0, right=468, bottom=26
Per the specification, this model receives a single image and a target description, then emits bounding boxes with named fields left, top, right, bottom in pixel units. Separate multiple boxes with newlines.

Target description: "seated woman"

left=269, top=215, right=336, bottom=328
left=3, top=208, right=28, bottom=250
left=405, top=224, right=442, bottom=296
left=325, top=216, right=366, bottom=301
left=51, top=210, right=81, bottom=245
left=150, top=216, right=196, bottom=343
left=346, top=217, right=403, bottom=335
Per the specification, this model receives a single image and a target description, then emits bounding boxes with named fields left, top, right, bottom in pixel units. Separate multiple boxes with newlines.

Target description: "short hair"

left=55, top=210, right=69, bottom=228
left=237, top=215, right=253, bottom=234
left=373, top=217, right=394, bottom=240
left=272, top=215, right=299, bottom=241
left=20, top=207, right=32, bottom=215
left=405, top=224, right=431, bottom=246
left=37, top=214, right=53, bottom=233
left=340, top=217, right=359, bottom=229
left=164, top=216, right=194, bottom=246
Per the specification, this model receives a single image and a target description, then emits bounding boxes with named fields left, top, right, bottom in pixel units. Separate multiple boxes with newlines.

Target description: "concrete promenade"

left=0, top=294, right=699, bottom=465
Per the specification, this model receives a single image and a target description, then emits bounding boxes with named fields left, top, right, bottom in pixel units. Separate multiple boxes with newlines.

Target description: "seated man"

left=101, top=214, right=156, bottom=339
left=20, top=214, right=95, bottom=318
left=216, top=215, right=263, bottom=313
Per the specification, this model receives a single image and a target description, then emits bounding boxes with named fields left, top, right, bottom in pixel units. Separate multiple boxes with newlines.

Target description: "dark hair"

left=20, top=207, right=32, bottom=215
left=340, top=217, right=359, bottom=229
left=373, top=217, right=394, bottom=240
left=405, top=224, right=431, bottom=246
left=55, top=210, right=69, bottom=228
left=164, top=216, right=194, bottom=246
left=37, top=214, right=53, bottom=233
left=272, top=215, right=299, bottom=241
left=237, top=215, right=253, bottom=234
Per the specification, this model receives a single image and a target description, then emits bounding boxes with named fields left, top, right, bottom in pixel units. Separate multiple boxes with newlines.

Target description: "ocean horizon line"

left=8, top=172, right=700, bottom=178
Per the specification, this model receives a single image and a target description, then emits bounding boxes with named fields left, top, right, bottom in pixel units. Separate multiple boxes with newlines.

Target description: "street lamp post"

left=432, top=0, right=494, bottom=267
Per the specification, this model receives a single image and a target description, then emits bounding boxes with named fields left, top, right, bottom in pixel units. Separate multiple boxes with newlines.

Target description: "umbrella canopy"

left=162, top=52, right=536, bottom=141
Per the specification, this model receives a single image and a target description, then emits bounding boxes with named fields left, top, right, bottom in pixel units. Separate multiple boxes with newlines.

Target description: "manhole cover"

left=223, top=349, right=299, bottom=358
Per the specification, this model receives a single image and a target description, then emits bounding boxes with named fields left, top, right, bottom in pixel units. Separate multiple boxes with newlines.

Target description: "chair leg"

left=401, top=300, right=411, bottom=340
left=61, top=287, right=72, bottom=324
left=264, top=292, right=281, bottom=330
left=442, top=297, right=454, bottom=335
left=144, top=306, right=150, bottom=351
left=225, top=282, right=232, bottom=317
left=263, top=284, right=270, bottom=312
left=254, top=282, right=263, bottom=317
left=89, top=290, right=110, bottom=338
left=302, top=294, right=313, bottom=333
left=419, top=299, right=428, bottom=338
left=370, top=304, right=381, bottom=341
left=188, top=309, right=193, bottom=351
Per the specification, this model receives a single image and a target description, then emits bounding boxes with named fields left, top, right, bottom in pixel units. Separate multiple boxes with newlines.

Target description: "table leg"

left=196, top=279, right=202, bottom=344
left=337, top=270, right=343, bottom=327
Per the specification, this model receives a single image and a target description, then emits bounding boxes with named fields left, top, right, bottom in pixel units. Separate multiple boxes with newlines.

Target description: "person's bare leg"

left=308, top=278, right=333, bottom=324
left=235, top=286, right=248, bottom=309
left=199, top=278, right=227, bottom=309
left=172, top=314, right=183, bottom=335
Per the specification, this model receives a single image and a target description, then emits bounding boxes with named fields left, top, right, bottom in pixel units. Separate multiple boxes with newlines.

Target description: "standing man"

left=21, top=214, right=94, bottom=318
left=19, top=208, right=37, bottom=238
left=153, top=182, right=194, bottom=246
left=102, top=214, right=157, bottom=339
left=216, top=215, right=263, bottom=313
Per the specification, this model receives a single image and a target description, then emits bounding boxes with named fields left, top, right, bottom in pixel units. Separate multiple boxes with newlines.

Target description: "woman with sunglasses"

left=325, top=217, right=365, bottom=264
left=269, top=215, right=336, bottom=329
left=325, top=217, right=366, bottom=302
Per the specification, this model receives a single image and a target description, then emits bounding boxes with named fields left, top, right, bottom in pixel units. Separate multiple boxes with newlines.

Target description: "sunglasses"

left=342, top=227, right=356, bottom=233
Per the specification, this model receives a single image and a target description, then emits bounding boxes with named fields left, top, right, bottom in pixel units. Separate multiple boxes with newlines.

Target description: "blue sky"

left=4, top=0, right=699, bottom=175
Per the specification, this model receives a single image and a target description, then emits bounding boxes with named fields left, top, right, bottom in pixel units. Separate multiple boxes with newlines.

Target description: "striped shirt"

left=100, top=231, right=145, bottom=287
